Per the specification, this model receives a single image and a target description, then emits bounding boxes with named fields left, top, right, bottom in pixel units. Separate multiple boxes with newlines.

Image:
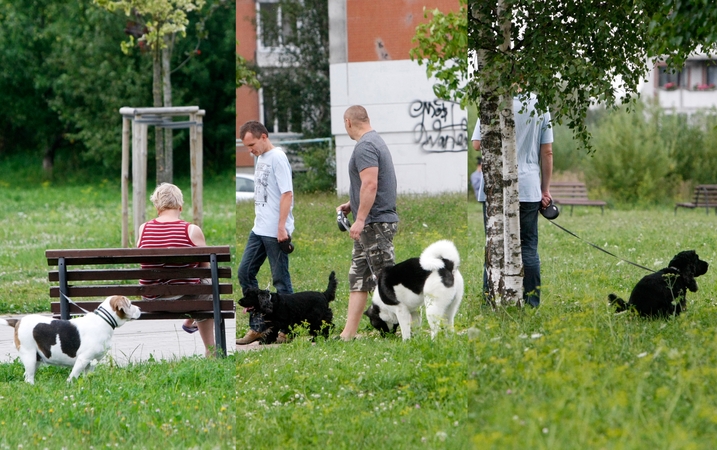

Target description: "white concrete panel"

left=330, top=64, right=349, bottom=109
left=330, top=60, right=468, bottom=195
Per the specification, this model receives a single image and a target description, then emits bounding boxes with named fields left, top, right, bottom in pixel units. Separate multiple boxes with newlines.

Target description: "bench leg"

left=210, top=253, right=226, bottom=357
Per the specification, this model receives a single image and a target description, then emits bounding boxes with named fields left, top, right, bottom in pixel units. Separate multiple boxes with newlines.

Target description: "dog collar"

left=94, top=306, right=118, bottom=329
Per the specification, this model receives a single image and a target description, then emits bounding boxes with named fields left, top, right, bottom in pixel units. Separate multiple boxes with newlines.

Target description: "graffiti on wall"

left=410, top=99, right=467, bottom=152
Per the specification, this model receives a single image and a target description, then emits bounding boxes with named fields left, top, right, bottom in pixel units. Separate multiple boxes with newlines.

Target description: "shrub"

left=585, top=103, right=680, bottom=204
left=292, top=143, right=336, bottom=193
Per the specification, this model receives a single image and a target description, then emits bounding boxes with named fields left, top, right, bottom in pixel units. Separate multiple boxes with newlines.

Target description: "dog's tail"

left=419, top=240, right=460, bottom=272
left=0, top=318, right=19, bottom=328
left=324, top=271, right=338, bottom=302
left=608, top=293, right=629, bottom=312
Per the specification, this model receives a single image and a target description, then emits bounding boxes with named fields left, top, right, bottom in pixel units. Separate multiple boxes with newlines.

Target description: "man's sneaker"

left=236, top=329, right=263, bottom=345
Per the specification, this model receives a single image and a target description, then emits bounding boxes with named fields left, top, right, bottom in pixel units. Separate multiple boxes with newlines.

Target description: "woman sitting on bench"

left=137, top=183, right=216, bottom=357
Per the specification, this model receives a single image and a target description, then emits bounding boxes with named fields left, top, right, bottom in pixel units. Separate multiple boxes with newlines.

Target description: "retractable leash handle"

left=540, top=198, right=560, bottom=220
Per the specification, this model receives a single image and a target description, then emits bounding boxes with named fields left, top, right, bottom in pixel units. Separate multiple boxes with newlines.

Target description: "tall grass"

left=468, top=202, right=717, bottom=449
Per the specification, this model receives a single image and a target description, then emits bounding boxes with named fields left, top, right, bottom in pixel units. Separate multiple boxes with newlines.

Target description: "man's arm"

left=540, top=143, right=553, bottom=208
left=349, top=166, right=378, bottom=240
left=277, top=191, right=293, bottom=242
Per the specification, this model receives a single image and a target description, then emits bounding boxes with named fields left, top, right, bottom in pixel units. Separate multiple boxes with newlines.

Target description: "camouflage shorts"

left=348, top=222, right=397, bottom=292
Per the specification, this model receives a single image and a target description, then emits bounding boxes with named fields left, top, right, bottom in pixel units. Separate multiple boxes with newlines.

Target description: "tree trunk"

left=479, top=0, right=523, bottom=308
left=153, top=45, right=166, bottom=185
left=479, top=66, right=505, bottom=307
left=500, top=95, right=523, bottom=306
left=161, top=34, right=173, bottom=184
left=497, top=0, right=523, bottom=306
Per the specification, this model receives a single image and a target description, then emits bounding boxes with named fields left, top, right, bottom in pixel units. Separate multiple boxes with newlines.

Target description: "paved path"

left=0, top=315, right=237, bottom=365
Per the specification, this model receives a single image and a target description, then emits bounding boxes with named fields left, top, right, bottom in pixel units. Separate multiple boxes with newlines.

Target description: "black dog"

left=609, top=250, right=709, bottom=317
left=238, top=271, right=337, bottom=343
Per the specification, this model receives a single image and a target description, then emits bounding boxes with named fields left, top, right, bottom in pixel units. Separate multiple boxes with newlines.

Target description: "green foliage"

left=292, top=143, right=336, bottom=194
left=94, top=0, right=206, bottom=53
left=256, top=0, right=330, bottom=137
left=648, top=0, right=717, bottom=68
left=410, top=1, right=469, bottom=106
left=553, top=102, right=717, bottom=205
left=0, top=0, right=234, bottom=177
left=236, top=51, right=260, bottom=89
left=586, top=103, right=679, bottom=204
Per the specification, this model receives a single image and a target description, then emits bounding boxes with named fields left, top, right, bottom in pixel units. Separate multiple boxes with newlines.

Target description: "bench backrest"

left=550, top=182, right=590, bottom=200
left=46, top=246, right=233, bottom=317
left=693, top=185, right=717, bottom=205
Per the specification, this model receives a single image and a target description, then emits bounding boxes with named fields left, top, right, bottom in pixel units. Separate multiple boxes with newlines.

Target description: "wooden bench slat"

left=46, top=246, right=231, bottom=266
left=50, top=284, right=233, bottom=298
left=675, top=184, right=717, bottom=214
left=49, top=267, right=232, bottom=282
left=50, top=300, right=235, bottom=315
left=549, top=182, right=606, bottom=215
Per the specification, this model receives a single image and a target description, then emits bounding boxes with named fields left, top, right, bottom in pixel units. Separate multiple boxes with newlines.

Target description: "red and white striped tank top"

left=138, top=220, right=201, bottom=291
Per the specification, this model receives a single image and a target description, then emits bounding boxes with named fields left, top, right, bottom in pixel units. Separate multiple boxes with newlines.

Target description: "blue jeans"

left=482, top=202, right=541, bottom=307
left=238, top=231, right=293, bottom=331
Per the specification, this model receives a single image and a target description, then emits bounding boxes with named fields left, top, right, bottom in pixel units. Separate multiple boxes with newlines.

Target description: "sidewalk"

left=0, top=315, right=236, bottom=365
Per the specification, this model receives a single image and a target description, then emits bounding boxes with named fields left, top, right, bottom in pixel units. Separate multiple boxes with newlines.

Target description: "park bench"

left=550, top=182, right=607, bottom=215
left=46, top=246, right=234, bottom=356
left=674, top=184, right=717, bottom=215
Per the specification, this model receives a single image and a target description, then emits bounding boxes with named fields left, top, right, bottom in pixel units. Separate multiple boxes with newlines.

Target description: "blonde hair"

left=150, top=183, right=184, bottom=212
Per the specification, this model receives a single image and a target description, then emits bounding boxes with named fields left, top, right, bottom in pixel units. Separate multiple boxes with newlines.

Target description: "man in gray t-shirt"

left=336, top=105, right=399, bottom=340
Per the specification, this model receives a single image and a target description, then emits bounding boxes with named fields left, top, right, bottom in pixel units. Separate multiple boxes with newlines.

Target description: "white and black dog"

left=0, top=295, right=141, bottom=384
left=364, top=240, right=464, bottom=340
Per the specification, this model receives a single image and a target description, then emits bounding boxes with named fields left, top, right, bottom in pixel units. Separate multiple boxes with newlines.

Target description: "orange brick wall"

left=236, top=0, right=259, bottom=167
left=346, top=0, right=460, bottom=63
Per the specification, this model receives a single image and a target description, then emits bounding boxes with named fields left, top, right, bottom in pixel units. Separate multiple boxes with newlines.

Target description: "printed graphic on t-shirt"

left=255, top=162, right=270, bottom=203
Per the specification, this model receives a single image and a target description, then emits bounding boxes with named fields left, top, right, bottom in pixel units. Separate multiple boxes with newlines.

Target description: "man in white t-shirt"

left=236, top=121, right=295, bottom=344
left=472, top=94, right=553, bottom=306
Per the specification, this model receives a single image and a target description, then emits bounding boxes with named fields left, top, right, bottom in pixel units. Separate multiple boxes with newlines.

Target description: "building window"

left=258, top=1, right=296, bottom=49
left=707, top=64, right=717, bottom=87
left=658, top=67, right=685, bottom=90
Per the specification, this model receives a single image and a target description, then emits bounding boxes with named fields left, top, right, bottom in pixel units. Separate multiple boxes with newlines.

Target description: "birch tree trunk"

left=500, top=96, right=523, bottom=306
left=479, top=0, right=523, bottom=307
left=478, top=57, right=505, bottom=307
left=161, top=34, right=173, bottom=184
left=497, top=0, right=523, bottom=306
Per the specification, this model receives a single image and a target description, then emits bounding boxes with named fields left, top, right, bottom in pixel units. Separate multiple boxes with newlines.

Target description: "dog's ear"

left=109, top=295, right=132, bottom=316
left=259, top=291, right=273, bottom=314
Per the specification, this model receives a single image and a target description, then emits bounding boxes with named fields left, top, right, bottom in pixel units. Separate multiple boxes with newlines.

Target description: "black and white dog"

left=364, top=240, right=464, bottom=340
left=609, top=250, right=709, bottom=317
left=239, top=272, right=337, bottom=343
left=0, top=295, right=141, bottom=384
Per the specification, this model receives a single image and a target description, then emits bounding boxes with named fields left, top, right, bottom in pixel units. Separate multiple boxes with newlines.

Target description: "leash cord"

left=548, top=220, right=656, bottom=273
left=61, top=293, right=91, bottom=314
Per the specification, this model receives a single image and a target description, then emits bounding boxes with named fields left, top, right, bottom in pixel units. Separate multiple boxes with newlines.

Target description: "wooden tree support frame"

left=119, top=106, right=206, bottom=248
